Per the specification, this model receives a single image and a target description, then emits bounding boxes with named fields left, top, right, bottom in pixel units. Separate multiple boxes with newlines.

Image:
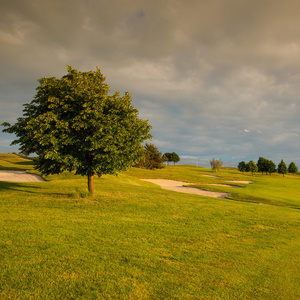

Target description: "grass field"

left=0, top=154, right=299, bottom=299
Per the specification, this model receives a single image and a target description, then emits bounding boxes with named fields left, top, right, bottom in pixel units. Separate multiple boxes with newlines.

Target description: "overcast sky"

left=1, top=0, right=300, bottom=167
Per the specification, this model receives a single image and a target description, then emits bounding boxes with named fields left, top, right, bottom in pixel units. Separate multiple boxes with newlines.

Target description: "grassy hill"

left=0, top=154, right=299, bottom=299
left=0, top=153, right=35, bottom=170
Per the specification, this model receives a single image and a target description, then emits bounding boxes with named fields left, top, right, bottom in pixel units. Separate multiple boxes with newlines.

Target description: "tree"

left=210, top=158, right=223, bottom=175
left=257, top=157, right=276, bottom=175
left=257, top=157, right=268, bottom=175
left=170, top=152, right=180, bottom=165
left=248, top=160, right=258, bottom=176
left=237, top=161, right=247, bottom=173
left=142, top=143, right=164, bottom=169
left=278, top=159, right=287, bottom=177
left=2, top=66, right=152, bottom=196
left=245, top=162, right=250, bottom=173
left=162, top=152, right=172, bottom=165
left=162, top=152, right=180, bottom=165
left=288, top=162, right=298, bottom=174
left=266, top=160, right=276, bottom=175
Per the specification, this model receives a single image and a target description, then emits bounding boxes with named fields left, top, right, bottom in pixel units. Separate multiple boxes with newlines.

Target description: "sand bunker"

left=225, top=180, right=253, bottom=184
left=208, top=183, right=242, bottom=188
left=141, top=179, right=229, bottom=199
left=0, top=170, right=44, bottom=182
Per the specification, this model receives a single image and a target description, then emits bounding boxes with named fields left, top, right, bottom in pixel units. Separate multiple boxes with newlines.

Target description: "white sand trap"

left=225, top=180, right=253, bottom=184
left=141, top=179, right=229, bottom=199
left=0, top=170, right=44, bottom=182
left=202, top=174, right=218, bottom=178
left=208, top=183, right=242, bottom=188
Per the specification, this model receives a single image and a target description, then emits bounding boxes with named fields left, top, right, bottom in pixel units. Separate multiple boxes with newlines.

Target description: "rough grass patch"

left=70, top=187, right=90, bottom=199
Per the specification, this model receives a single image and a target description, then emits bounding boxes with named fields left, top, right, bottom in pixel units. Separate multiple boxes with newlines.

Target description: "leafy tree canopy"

left=288, top=162, right=298, bottom=174
left=237, top=161, right=246, bottom=173
left=245, top=162, right=250, bottom=173
left=257, top=157, right=276, bottom=175
left=248, top=160, right=258, bottom=176
left=171, top=152, right=180, bottom=165
left=267, top=160, right=276, bottom=175
left=163, top=152, right=180, bottom=165
left=162, top=152, right=172, bottom=165
left=278, top=159, right=288, bottom=177
left=257, top=157, right=267, bottom=174
left=2, top=66, right=152, bottom=195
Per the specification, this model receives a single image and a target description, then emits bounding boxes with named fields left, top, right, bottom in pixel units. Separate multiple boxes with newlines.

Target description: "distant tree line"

left=134, top=143, right=180, bottom=170
left=238, top=157, right=298, bottom=177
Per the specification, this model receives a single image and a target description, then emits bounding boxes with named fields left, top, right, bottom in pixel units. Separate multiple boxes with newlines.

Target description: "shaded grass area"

left=0, top=156, right=299, bottom=299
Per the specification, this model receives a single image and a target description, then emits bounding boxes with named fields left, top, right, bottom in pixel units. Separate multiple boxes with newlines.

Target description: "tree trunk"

left=88, top=173, right=95, bottom=196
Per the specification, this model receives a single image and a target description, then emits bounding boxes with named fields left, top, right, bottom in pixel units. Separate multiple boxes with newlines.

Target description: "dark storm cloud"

left=1, top=0, right=300, bottom=166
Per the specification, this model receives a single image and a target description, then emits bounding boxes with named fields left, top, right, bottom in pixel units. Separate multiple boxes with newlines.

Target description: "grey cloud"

left=1, top=0, right=300, bottom=167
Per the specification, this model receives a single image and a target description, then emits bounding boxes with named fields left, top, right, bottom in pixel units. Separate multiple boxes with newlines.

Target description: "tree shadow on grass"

left=0, top=181, right=42, bottom=193
left=226, top=193, right=300, bottom=210
left=0, top=166, right=28, bottom=171
left=7, top=160, right=33, bottom=166
left=0, top=158, right=34, bottom=166
left=0, top=181, right=83, bottom=199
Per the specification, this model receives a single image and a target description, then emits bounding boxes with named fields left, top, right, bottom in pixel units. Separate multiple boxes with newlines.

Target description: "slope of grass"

left=127, top=165, right=300, bottom=209
left=0, top=155, right=299, bottom=299
left=0, top=153, right=35, bottom=171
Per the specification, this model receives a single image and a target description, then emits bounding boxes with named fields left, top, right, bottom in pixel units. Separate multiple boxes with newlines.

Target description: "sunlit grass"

left=127, top=165, right=300, bottom=209
left=0, top=155, right=299, bottom=299
left=0, top=153, right=35, bottom=171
